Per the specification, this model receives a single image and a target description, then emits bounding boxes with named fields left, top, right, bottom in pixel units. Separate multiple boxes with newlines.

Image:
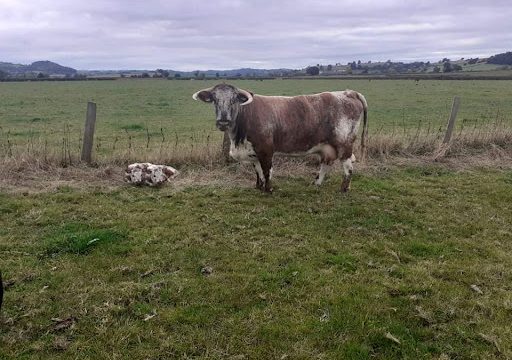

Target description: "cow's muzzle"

left=216, top=120, right=230, bottom=131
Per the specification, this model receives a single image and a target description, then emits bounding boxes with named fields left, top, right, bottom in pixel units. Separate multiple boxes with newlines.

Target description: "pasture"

left=1, top=165, right=512, bottom=358
left=1, top=79, right=512, bottom=359
left=0, top=79, right=511, bottom=164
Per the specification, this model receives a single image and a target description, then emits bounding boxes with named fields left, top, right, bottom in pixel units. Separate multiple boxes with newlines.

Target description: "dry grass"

left=1, top=137, right=511, bottom=195
left=1, top=121, right=512, bottom=195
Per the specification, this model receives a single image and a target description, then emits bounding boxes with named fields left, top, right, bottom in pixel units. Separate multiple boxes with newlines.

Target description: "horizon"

left=1, top=1, right=510, bottom=71
left=3, top=52, right=504, bottom=73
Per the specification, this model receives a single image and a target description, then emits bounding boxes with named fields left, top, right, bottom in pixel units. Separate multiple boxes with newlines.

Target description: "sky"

left=0, top=0, right=510, bottom=71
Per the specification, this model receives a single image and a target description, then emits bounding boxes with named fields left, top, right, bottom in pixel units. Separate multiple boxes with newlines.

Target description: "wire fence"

left=0, top=100, right=511, bottom=166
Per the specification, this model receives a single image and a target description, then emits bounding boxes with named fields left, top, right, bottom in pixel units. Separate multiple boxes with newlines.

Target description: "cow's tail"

left=357, top=92, right=369, bottom=160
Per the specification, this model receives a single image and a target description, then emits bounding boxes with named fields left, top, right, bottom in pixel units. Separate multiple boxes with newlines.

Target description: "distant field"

left=0, top=79, right=511, bottom=161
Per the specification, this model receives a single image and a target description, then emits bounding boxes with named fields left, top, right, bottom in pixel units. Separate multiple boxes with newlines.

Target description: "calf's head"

left=192, top=84, right=253, bottom=131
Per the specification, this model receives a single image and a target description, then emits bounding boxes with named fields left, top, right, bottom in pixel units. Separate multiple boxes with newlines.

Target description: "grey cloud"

left=0, top=0, right=510, bottom=70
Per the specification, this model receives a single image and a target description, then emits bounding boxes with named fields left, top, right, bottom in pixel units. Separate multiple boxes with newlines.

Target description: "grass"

left=1, top=164, right=512, bottom=358
left=0, top=79, right=511, bottom=163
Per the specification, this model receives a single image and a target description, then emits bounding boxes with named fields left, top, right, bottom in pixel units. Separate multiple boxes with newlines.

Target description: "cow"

left=192, top=84, right=368, bottom=193
left=125, top=163, right=178, bottom=186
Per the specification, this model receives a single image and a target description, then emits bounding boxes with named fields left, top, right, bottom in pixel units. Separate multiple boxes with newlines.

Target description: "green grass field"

left=1, top=165, right=512, bottom=359
left=1, top=79, right=511, bottom=161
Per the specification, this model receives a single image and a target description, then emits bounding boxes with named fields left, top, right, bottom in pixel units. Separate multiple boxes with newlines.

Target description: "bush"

left=306, top=66, right=320, bottom=76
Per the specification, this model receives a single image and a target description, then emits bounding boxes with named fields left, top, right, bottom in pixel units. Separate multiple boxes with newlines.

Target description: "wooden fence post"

left=443, top=97, right=460, bottom=144
left=81, top=102, right=97, bottom=164
left=222, top=131, right=231, bottom=163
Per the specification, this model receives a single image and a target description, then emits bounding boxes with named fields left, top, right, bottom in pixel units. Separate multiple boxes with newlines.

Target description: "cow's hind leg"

left=315, top=163, right=332, bottom=186
left=341, top=156, right=354, bottom=192
left=314, top=144, right=337, bottom=186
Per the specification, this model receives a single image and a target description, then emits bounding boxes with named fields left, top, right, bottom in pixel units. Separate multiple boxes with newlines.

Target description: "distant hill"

left=0, top=60, right=77, bottom=76
left=26, top=61, right=77, bottom=75
left=2, top=50, right=510, bottom=81
left=487, top=51, right=512, bottom=65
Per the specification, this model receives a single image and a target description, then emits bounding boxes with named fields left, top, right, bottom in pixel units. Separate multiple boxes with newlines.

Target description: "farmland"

left=1, top=164, right=512, bottom=359
left=1, top=79, right=512, bottom=359
left=0, top=79, right=511, bottom=163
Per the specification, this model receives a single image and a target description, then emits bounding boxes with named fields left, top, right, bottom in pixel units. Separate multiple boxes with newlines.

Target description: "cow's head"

left=192, top=84, right=253, bottom=131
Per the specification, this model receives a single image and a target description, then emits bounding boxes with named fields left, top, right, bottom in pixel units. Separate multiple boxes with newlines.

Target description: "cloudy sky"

left=0, top=0, right=510, bottom=70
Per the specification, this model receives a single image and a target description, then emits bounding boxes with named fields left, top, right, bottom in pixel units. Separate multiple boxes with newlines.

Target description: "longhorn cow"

left=193, top=84, right=368, bottom=193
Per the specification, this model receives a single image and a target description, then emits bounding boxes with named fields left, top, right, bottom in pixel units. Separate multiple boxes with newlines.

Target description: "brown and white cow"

left=193, top=84, right=368, bottom=193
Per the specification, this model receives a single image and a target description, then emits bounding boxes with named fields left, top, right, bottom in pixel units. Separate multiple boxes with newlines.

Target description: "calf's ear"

left=192, top=89, right=213, bottom=103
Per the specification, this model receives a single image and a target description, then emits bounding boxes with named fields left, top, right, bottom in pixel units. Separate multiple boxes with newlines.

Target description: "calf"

left=125, top=163, right=178, bottom=186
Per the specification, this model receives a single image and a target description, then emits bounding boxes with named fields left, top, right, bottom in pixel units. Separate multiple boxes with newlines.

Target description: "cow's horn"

left=239, top=89, right=253, bottom=106
left=192, top=87, right=214, bottom=101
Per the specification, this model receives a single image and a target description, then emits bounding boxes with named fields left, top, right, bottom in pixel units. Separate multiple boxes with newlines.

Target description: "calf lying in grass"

left=124, top=163, right=178, bottom=186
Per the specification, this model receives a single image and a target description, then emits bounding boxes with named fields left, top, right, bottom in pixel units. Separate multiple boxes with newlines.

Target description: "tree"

left=156, top=69, right=169, bottom=78
left=174, top=73, right=181, bottom=78
left=37, top=72, right=47, bottom=79
left=306, top=66, right=320, bottom=76
left=433, top=66, right=440, bottom=73
left=215, top=72, right=220, bottom=78
left=326, top=64, right=333, bottom=71
left=452, top=64, right=463, bottom=72
left=141, top=72, right=150, bottom=78
left=442, top=62, right=452, bottom=73
left=0, top=70, right=7, bottom=80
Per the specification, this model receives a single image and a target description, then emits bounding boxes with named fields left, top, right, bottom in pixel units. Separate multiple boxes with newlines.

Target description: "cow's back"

left=241, top=91, right=363, bottom=153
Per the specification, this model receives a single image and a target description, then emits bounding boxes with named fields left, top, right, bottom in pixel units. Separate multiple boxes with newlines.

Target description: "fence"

left=0, top=97, right=511, bottom=167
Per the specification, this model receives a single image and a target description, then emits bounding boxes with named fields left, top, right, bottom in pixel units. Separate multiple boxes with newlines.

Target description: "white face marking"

left=315, top=163, right=331, bottom=186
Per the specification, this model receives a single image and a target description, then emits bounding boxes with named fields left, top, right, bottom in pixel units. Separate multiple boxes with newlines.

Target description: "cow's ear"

left=192, top=90, right=213, bottom=103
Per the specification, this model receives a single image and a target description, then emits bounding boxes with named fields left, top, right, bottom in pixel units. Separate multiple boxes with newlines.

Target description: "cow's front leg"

left=253, top=162, right=264, bottom=190
left=258, top=154, right=273, bottom=193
